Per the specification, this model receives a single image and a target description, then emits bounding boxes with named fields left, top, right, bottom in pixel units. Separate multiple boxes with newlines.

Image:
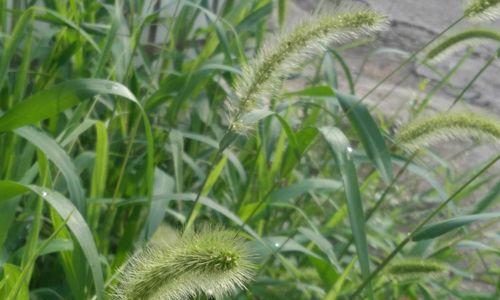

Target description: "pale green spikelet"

left=382, top=258, right=448, bottom=283
left=387, top=259, right=447, bottom=275
left=228, top=5, right=388, bottom=132
left=396, top=111, right=500, bottom=151
left=424, top=28, right=500, bottom=62
left=464, top=0, right=500, bottom=21
left=111, top=228, right=256, bottom=300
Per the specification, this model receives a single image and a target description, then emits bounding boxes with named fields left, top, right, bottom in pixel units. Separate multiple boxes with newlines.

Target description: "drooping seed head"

left=464, top=0, right=500, bottom=21
left=424, top=28, right=500, bottom=62
left=396, top=111, right=500, bottom=152
left=228, top=5, right=388, bottom=134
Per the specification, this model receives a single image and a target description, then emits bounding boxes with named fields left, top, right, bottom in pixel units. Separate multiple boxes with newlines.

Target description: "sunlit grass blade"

left=319, top=126, right=373, bottom=298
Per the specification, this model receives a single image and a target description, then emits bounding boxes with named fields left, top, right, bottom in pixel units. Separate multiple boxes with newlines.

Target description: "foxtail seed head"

left=424, top=28, right=500, bottom=62
left=464, top=0, right=500, bottom=21
left=111, top=228, right=255, bottom=300
left=228, top=6, right=388, bottom=133
left=384, top=258, right=447, bottom=282
left=396, top=111, right=500, bottom=152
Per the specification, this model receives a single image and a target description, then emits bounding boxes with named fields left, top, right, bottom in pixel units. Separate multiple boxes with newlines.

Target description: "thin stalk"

left=414, top=48, right=472, bottom=116
left=447, top=51, right=497, bottom=110
left=351, top=154, right=499, bottom=298
left=183, top=149, right=224, bottom=232
left=20, top=150, right=49, bottom=281
left=355, top=17, right=464, bottom=106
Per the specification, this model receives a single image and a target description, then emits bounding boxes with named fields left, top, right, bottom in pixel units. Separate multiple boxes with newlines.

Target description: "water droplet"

left=274, top=242, right=280, bottom=248
left=347, top=146, right=353, bottom=153
left=207, top=289, right=213, bottom=296
left=112, top=85, right=118, bottom=90
left=42, top=191, right=47, bottom=197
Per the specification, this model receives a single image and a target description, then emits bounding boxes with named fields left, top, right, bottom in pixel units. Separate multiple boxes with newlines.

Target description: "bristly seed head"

left=227, top=5, right=388, bottom=134
left=464, top=0, right=500, bottom=21
left=396, top=111, right=500, bottom=152
left=111, top=228, right=256, bottom=300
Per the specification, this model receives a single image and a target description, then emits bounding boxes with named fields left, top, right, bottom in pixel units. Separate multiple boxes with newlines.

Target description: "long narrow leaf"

left=0, top=181, right=104, bottom=299
left=319, top=127, right=372, bottom=297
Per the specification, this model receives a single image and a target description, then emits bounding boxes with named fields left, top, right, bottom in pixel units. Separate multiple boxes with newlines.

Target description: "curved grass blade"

left=284, top=86, right=394, bottom=182
left=319, top=126, right=372, bottom=298
left=268, top=179, right=342, bottom=203
left=0, top=181, right=104, bottom=299
left=0, top=79, right=134, bottom=132
left=413, top=212, right=500, bottom=241
left=0, top=78, right=154, bottom=214
left=334, top=90, right=394, bottom=182
left=472, top=181, right=500, bottom=213
left=14, top=127, right=85, bottom=211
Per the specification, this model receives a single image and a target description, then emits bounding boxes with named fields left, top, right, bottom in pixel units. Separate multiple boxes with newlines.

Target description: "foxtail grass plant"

left=385, top=258, right=447, bottom=279
left=112, top=227, right=255, bottom=300
left=228, top=6, right=388, bottom=132
left=185, top=5, right=388, bottom=231
left=396, top=111, right=500, bottom=151
left=424, top=28, right=500, bottom=62
left=1, top=1, right=500, bottom=299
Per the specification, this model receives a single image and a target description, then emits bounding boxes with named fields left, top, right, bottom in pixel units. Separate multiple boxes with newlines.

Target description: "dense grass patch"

left=0, top=1, right=499, bottom=299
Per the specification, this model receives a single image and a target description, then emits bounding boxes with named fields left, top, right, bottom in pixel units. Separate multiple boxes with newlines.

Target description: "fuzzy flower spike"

left=396, top=111, right=500, bottom=152
left=228, top=6, right=388, bottom=133
left=464, top=0, right=500, bottom=21
left=112, top=228, right=255, bottom=300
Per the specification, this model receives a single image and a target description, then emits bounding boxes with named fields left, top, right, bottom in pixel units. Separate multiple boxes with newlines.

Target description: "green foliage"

left=230, top=7, right=388, bottom=132
left=0, top=1, right=498, bottom=299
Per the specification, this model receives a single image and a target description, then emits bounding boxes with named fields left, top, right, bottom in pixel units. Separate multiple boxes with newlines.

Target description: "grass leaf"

left=319, top=126, right=372, bottom=297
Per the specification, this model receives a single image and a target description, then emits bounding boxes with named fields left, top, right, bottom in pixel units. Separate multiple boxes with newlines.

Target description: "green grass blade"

left=0, top=8, right=34, bottom=91
left=142, top=169, right=175, bottom=240
left=413, top=212, right=500, bottom=241
left=0, top=181, right=104, bottom=299
left=319, top=126, right=373, bottom=298
left=0, top=264, right=29, bottom=299
left=15, top=127, right=85, bottom=211
left=335, top=90, right=394, bottom=182
left=268, top=179, right=342, bottom=203
left=472, top=181, right=499, bottom=213
left=0, top=79, right=134, bottom=132
left=88, top=121, right=109, bottom=230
